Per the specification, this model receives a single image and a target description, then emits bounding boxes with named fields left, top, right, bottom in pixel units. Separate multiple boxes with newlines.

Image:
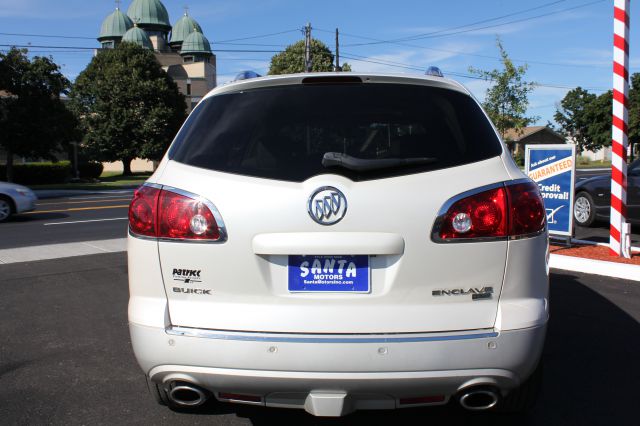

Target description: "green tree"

left=554, top=87, right=598, bottom=152
left=268, top=39, right=351, bottom=75
left=585, top=90, right=613, bottom=153
left=69, top=43, right=186, bottom=175
left=0, top=47, right=77, bottom=182
left=555, top=74, right=639, bottom=160
left=469, top=38, right=537, bottom=140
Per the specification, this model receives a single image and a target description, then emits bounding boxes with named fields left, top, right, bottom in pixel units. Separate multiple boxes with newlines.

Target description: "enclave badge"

left=432, top=287, right=494, bottom=300
left=308, top=186, right=347, bottom=225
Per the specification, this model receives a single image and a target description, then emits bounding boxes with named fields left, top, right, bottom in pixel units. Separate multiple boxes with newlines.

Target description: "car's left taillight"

left=129, top=184, right=226, bottom=242
left=432, top=180, right=545, bottom=242
left=129, top=185, right=160, bottom=237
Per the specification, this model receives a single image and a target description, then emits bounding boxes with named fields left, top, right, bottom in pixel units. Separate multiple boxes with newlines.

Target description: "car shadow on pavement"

left=10, top=212, right=69, bottom=222
left=2, top=255, right=639, bottom=426
left=222, top=273, right=640, bottom=426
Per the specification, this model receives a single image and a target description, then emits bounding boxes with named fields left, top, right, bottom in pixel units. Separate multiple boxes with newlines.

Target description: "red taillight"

left=435, top=181, right=545, bottom=241
left=506, top=182, right=546, bottom=236
left=129, top=185, right=223, bottom=241
left=128, top=185, right=160, bottom=237
left=439, top=187, right=507, bottom=240
left=158, top=190, right=220, bottom=240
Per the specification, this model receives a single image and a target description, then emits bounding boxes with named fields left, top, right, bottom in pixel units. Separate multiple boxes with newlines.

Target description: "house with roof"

left=98, top=0, right=216, bottom=111
left=503, top=126, right=565, bottom=156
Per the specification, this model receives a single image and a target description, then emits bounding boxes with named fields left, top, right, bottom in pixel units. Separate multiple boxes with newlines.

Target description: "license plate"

left=288, top=255, right=370, bottom=292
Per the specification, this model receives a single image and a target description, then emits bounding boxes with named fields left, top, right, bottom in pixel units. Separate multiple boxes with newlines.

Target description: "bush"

left=0, top=161, right=71, bottom=185
left=512, top=152, right=525, bottom=167
left=78, top=162, right=104, bottom=179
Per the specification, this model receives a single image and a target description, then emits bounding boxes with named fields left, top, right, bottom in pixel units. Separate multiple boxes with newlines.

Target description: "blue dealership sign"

left=525, top=144, right=576, bottom=237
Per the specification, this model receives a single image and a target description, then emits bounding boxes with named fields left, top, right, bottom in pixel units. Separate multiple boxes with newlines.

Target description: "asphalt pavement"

left=1, top=190, right=133, bottom=250
left=575, top=168, right=610, bottom=181
left=0, top=252, right=638, bottom=425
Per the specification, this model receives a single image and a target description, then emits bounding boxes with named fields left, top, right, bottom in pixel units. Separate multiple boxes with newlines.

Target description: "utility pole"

left=335, top=28, right=341, bottom=72
left=304, top=22, right=312, bottom=72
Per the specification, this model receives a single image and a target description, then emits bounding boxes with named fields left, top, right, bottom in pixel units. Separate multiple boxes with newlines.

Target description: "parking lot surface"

left=0, top=253, right=638, bottom=425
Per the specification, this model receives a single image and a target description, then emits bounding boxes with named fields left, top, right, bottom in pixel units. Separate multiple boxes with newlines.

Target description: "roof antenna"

left=115, top=0, right=121, bottom=10
left=184, top=5, right=189, bottom=16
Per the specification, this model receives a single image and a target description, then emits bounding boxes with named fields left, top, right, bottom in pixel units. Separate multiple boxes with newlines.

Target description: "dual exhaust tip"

left=164, top=381, right=500, bottom=412
left=167, top=381, right=209, bottom=407
left=458, top=386, right=500, bottom=411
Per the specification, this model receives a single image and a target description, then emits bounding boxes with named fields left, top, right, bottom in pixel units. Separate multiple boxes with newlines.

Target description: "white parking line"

left=44, top=218, right=128, bottom=226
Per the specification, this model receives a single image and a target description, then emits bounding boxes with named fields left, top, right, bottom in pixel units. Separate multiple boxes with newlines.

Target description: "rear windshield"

left=169, top=83, right=502, bottom=182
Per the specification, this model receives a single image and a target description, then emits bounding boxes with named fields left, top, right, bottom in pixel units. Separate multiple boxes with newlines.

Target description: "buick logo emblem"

left=308, top=186, right=347, bottom=225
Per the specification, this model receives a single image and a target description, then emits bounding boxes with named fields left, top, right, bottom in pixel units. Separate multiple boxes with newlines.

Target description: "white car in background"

left=0, top=181, right=37, bottom=222
left=128, top=72, right=549, bottom=417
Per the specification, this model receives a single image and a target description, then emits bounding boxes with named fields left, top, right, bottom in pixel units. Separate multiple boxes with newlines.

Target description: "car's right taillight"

left=505, top=181, right=546, bottom=236
left=433, top=180, right=545, bottom=242
left=129, top=184, right=226, bottom=242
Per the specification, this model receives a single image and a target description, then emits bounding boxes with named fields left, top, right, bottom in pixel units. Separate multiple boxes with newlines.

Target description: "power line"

left=0, top=44, right=281, bottom=53
left=315, top=1, right=607, bottom=69
left=339, top=53, right=609, bottom=92
left=0, top=44, right=95, bottom=50
left=333, top=0, right=567, bottom=47
left=341, top=0, right=604, bottom=46
left=413, top=0, right=606, bottom=40
left=213, top=42, right=286, bottom=47
left=0, top=28, right=299, bottom=46
left=213, top=29, right=300, bottom=44
left=0, top=32, right=95, bottom=40
left=338, top=39, right=600, bottom=69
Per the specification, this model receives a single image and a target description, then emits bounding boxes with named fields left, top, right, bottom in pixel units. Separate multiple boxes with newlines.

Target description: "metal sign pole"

left=610, top=0, right=631, bottom=258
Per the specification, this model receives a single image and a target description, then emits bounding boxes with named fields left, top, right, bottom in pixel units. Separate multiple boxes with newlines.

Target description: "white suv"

left=128, top=73, right=548, bottom=417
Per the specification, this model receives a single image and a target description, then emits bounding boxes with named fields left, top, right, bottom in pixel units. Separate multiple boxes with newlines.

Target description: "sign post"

left=525, top=144, right=576, bottom=240
left=610, top=0, right=632, bottom=258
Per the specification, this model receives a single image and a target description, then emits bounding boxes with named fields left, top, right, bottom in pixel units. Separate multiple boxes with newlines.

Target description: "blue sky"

left=0, top=0, right=638, bottom=125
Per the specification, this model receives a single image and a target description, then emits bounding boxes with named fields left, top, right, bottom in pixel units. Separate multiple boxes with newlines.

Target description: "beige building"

left=98, top=0, right=216, bottom=111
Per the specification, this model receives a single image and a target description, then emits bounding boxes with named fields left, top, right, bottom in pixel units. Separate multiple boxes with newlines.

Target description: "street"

left=0, top=253, right=638, bottom=425
left=0, top=191, right=132, bottom=250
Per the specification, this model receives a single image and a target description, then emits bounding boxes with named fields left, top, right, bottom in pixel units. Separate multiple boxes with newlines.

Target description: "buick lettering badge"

left=308, top=186, right=347, bottom=225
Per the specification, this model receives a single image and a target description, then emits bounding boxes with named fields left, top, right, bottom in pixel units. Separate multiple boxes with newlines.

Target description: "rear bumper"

left=130, top=321, right=546, bottom=409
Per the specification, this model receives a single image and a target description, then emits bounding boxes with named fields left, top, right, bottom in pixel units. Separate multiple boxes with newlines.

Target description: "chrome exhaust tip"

left=167, top=382, right=208, bottom=407
left=458, top=387, right=500, bottom=411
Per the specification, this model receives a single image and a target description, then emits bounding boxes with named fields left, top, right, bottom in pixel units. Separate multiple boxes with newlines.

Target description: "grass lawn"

left=29, top=172, right=151, bottom=190
left=576, top=159, right=612, bottom=169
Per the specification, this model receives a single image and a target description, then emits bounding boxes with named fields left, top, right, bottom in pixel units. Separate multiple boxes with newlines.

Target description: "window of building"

left=183, top=56, right=194, bottom=63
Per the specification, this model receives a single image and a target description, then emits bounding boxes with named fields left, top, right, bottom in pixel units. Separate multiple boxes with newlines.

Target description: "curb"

left=0, top=238, right=127, bottom=264
left=549, top=253, right=640, bottom=282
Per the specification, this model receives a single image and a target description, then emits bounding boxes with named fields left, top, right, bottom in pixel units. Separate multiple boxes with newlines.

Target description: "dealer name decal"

left=172, top=268, right=202, bottom=283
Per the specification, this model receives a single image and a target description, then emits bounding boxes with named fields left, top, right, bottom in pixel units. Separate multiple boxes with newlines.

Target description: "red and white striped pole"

left=610, top=0, right=632, bottom=258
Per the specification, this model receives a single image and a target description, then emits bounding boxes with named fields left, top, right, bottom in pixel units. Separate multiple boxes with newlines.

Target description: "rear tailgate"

left=157, top=157, right=509, bottom=333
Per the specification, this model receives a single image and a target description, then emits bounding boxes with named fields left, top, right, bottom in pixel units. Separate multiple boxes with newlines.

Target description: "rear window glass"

left=169, top=83, right=502, bottom=182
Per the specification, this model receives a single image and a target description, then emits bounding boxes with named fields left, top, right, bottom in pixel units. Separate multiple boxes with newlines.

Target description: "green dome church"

left=98, top=0, right=217, bottom=111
